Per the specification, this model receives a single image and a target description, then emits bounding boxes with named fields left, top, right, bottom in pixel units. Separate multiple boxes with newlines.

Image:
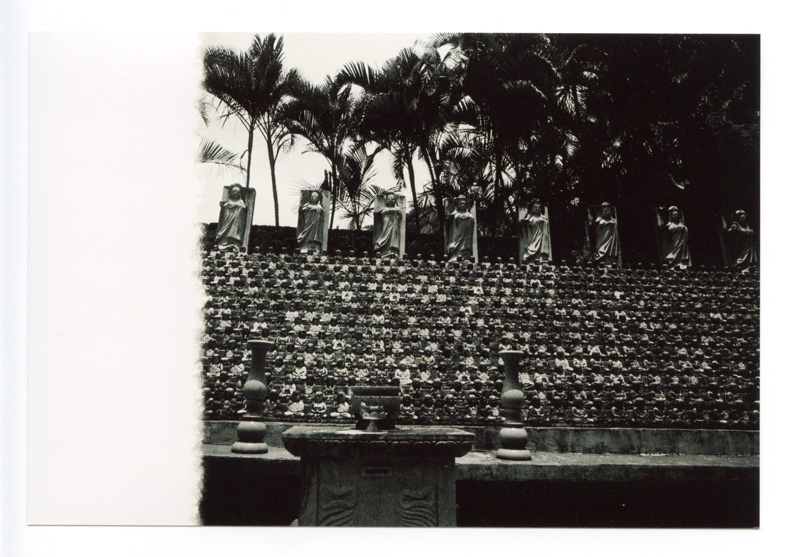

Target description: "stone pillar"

left=497, top=350, right=532, bottom=461
left=231, top=339, right=271, bottom=454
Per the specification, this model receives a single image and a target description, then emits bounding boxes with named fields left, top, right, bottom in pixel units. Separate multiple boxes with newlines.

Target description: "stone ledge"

left=282, top=425, right=474, bottom=458
left=204, top=421, right=759, bottom=456
left=201, top=444, right=757, bottom=483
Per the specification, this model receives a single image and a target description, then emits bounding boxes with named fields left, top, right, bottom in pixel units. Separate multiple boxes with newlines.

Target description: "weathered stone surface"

left=231, top=340, right=271, bottom=454
left=283, top=425, right=474, bottom=459
left=296, top=190, right=330, bottom=253
left=497, top=350, right=531, bottom=461
left=282, top=425, right=474, bottom=526
left=216, top=184, right=256, bottom=252
left=373, top=192, right=406, bottom=259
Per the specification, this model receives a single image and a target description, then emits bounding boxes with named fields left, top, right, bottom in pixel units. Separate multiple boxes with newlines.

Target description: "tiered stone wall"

left=200, top=249, right=758, bottom=429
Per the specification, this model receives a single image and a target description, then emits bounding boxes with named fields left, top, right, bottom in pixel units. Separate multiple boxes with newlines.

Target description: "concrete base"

left=282, top=426, right=473, bottom=526
left=200, top=444, right=758, bottom=527
left=496, top=448, right=533, bottom=461
left=231, top=441, right=269, bottom=454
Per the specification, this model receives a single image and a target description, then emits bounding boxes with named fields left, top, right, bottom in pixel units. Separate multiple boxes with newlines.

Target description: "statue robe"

left=373, top=205, right=402, bottom=257
left=593, top=217, right=620, bottom=264
left=297, top=202, right=324, bottom=252
left=727, top=222, right=757, bottom=270
left=446, top=210, right=475, bottom=261
left=662, top=221, right=691, bottom=268
left=520, top=214, right=551, bottom=263
left=216, top=198, right=248, bottom=247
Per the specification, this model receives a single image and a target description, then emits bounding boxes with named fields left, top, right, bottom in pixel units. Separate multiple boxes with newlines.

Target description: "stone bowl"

left=350, top=385, right=402, bottom=430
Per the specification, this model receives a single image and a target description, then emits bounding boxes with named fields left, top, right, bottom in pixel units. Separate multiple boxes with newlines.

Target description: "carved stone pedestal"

left=282, top=426, right=474, bottom=526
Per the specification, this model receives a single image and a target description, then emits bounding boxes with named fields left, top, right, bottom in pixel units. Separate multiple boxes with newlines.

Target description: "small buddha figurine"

left=310, top=391, right=327, bottom=416
left=285, top=391, right=305, bottom=417
left=571, top=400, right=588, bottom=423
left=330, top=392, right=351, bottom=419
left=486, top=395, right=501, bottom=422
left=399, top=395, right=416, bottom=420
left=292, top=358, right=307, bottom=381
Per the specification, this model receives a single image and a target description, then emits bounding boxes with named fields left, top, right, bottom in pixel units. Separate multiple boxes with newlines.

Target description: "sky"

left=196, top=32, right=433, bottom=229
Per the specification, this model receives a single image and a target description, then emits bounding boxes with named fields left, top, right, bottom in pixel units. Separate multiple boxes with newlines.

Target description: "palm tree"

left=431, top=33, right=568, bottom=233
left=198, top=137, right=246, bottom=175
left=203, top=41, right=261, bottom=189
left=282, top=77, right=360, bottom=229
left=197, top=98, right=247, bottom=175
left=336, top=143, right=384, bottom=231
left=203, top=34, right=300, bottom=225
left=338, top=48, right=425, bottom=233
left=249, top=34, right=302, bottom=226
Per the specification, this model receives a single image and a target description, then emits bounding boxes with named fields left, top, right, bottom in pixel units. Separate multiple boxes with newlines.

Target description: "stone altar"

left=282, top=426, right=474, bottom=526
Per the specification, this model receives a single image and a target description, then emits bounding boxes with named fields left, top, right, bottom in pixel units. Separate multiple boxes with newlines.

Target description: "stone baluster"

left=231, top=339, right=271, bottom=454
left=497, top=350, right=532, bottom=460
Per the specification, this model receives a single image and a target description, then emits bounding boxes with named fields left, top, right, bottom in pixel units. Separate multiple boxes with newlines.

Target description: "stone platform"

left=202, top=443, right=758, bottom=482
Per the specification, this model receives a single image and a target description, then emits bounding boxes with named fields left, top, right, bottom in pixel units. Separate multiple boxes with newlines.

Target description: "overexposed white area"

left=2, top=0, right=796, bottom=556
left=27, top=33, right=204, bottom=525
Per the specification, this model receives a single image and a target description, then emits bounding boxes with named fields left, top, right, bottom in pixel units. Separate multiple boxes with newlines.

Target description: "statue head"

left=529, top=199, right=542, bottom=216
left=668, top=206, right=680, bottom=223
left=600, top=202, right=612, bottom=220
left=456, top=198, right=468, bottom=212
left=229, top=184, right=243, bottom=201
left=384, top=192, right=396, bottom=207
left=309, top=190, right=321, bottom=204
left=735, top=210, right=748, bottom=225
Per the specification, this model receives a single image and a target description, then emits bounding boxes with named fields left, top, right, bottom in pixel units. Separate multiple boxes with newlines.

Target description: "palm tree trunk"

left=422, top=148, right=446, bottom=245
left=494, top=145, right=503, bottom=235
left=352, top=196, right=362, bottom=231
left=406, top=151, right=421, bottom=234
left=265, top=127, right=280, bottom=226
left=329, top=164, right=338, bottom=230
left=245, top=120, right=255, bottom=189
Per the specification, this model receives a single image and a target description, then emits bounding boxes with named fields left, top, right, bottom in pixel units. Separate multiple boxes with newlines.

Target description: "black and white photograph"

left=195, top=32, right=759, bottom=527
left=7, top=2, right=797, bottom=555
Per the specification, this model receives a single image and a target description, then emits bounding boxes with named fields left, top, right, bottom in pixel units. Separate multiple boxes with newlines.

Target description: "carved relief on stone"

left=318, top=486, right=357, bottom=526
left=399, top=488, right=436, bottom=527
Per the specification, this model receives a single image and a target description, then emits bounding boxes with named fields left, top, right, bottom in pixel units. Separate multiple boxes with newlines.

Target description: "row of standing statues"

left=216, top=185, right=758, bottom=271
